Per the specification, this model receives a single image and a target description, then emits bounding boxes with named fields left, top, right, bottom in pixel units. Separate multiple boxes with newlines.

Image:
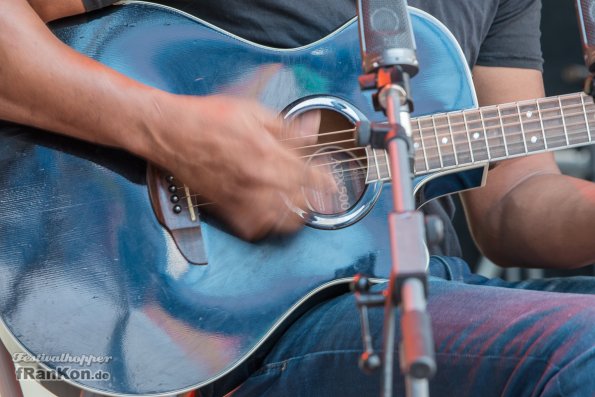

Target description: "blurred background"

left=457, top=0, right=595, bottom=280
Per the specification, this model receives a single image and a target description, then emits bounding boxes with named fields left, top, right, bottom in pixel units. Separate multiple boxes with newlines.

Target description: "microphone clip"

left=358, top=65, right=415, bottom=113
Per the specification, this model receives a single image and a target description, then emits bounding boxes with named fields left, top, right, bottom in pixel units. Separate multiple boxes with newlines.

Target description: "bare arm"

left=1, top=0, right=330, bottom=240
left=0, top=0, right=161, bottom=156
left=462, top=66, right=595, bottom=269
left=26, top=0, right=86, bottom=22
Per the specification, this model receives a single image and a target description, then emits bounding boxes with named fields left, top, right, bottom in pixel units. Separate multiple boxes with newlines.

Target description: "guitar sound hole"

left=297, top=109, right=367, bottom=215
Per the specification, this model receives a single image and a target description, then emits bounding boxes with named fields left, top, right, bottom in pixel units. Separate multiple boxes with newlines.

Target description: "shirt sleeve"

left=476, top=0, right=544, bottom=71
left=82, top=0, right=119, bottom=12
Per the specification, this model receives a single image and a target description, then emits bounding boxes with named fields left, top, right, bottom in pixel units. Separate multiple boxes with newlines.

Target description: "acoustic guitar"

left=1, top=2, right=592, bottom=396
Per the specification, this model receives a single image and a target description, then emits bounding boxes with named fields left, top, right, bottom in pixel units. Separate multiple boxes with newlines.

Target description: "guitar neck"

left=366, top=92, right=595, bottom=181
left=411, top=91, right=595, bottom=175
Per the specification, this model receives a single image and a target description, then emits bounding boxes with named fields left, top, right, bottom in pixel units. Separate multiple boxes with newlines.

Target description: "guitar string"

left=175, top=118, right=593, bottom=201
left=182, top=118, right=592, bottom=203
left=416, top=99, right=591, bottom=132
left=283, top=104, right=593, bottom=155
left=283, top=104, right=586, bottom=152
left=293, top=138, right=356, bottom=151
left=295, top=107, right=593, bottom=163
left=280, top=127, right=356, bottom=142
left=299, top=118, right=592, bottom=171
left=278, top=95, right=592, bottom=147
left=171, top=96, right=595, bottom=199
left=165, top=99, right=593, bottom=176
left=174, top=110, right=595, bottom=212
left=176, top=120, right=594, bottom=202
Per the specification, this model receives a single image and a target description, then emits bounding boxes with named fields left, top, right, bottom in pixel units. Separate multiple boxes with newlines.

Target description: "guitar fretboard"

left=365, top=92, right=595, bottom=181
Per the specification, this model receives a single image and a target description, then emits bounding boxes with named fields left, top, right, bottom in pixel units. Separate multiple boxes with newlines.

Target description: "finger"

left=225, top=207, right=276, bottom=241
left=271, top=191, right=307, bottom=234
left=280, top=110, right=321, bottom=149
left=262, top=113, right=286, bottom=140
left=303, top=162, right=338, bottom=195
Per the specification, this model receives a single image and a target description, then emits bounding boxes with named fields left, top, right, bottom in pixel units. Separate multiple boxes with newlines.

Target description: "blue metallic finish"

left=0, top=3, right=480, bottom=396
left=414, top=166, right=487, bottom=205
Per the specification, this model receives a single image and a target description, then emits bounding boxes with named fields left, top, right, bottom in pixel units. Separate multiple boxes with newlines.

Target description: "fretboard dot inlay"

left=411, top=92, right=588, bottom=176
left=414, top=142, right=420, bottom=149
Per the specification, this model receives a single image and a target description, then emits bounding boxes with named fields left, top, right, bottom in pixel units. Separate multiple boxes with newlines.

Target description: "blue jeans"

left=209, top=257, right=595, bottom=396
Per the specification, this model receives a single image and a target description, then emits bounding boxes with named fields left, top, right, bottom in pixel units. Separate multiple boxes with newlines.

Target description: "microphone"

left=576, top=0, right=595, bottom=72
left=356, top=0, right=419, bottom=76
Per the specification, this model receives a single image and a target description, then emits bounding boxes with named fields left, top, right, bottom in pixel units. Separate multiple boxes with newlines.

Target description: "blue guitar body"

left=0, top=3, right=481, bottom=396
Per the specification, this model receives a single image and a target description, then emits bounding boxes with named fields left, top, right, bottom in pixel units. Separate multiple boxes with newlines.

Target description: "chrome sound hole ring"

left=283, top=96, right=384, bottom=230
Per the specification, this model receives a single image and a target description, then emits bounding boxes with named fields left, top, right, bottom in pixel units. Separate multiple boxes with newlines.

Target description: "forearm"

left=461, top=66, right=595, bottom=269
left=26, top=0, right=86, bottom=22
left=0, top=0, right=163, bottom=162
left=471, top=170, right=595, bottom=269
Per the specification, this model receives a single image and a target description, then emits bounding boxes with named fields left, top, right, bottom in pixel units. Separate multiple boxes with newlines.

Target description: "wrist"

left=131, top=91, right=206, bottom=171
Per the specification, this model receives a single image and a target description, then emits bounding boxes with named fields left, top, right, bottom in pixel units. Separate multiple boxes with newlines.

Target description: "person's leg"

left=431, top=255, right=595, bottom=295
left=222, top=257, right=595, bottom=397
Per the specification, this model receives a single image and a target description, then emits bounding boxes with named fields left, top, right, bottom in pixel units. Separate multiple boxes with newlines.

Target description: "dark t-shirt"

left=148, top=0, right=543, bottom=72
left=84, top=0, right=543, bottom=256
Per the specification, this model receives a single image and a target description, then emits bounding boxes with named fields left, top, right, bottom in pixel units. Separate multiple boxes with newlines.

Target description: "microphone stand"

left=575, top=0, right=595, bottom=100
left=352, top=66, right=438, bottom=397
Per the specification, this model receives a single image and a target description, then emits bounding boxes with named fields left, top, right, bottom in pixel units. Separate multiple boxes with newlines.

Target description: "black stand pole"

left=353, top=67, right=438, bottom=397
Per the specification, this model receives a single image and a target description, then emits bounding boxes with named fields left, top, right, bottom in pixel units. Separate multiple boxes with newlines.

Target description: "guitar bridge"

left=147, top=164, right=208, bottom=265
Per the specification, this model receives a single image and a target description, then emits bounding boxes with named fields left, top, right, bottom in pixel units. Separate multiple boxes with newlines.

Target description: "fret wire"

left=558, top=96, right=570, bottom=146
left=521, top=92, right=584, bottom=114
left=417, top=118, right=430, bottom=171
left=462, top=111, right=475, bottom=163
left=431, top=115, right=444, bottom=168
left=479, top=108, right=491, bottom=159
left=414, top=95, right=589, bottom=138
left=580, top=94, right=592, bottom=142
left=376, top=148, right=389, bottom=179
left=437, top=120, right=590, bottom=154
left=374, top=123, right=584, bottom=174
left=372, top=147, right=381, bottom=183
left=446, top=113, right=459, bottom=165
left=415, top=107, right=591, bottom=149
left=383, top=149, right=392, bottom=179
left=415, top=121, right=593, bottom=172
left=424, top=123, right=584, bottom=169
left=515, top=103, right=529, bottom=153
left=535, top=99, right=549, bottom=150
left=328, top=120, right=593, bottom=180
left=183, top=119, right=595, bottom=190
left=496, top=105, right=509, bottom=157
left=228, top=93, right=595, bottom=177
left=465, top=120, right=591, bottom=146
left=343, top=117, right=592, bottom=177
left=407, top=117, right=594, bottom=172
